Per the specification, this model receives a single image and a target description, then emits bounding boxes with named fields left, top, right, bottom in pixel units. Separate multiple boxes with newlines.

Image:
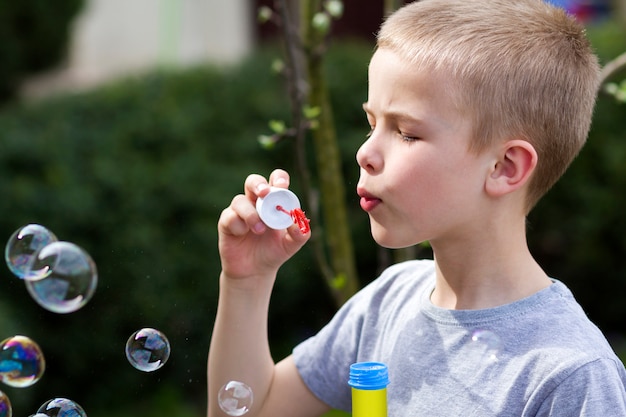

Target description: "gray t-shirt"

left=293, top=260, right=626, bottom=416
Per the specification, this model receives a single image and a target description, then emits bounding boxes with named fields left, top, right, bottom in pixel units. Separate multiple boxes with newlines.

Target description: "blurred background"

left=0, top=0, right=624, bottom=415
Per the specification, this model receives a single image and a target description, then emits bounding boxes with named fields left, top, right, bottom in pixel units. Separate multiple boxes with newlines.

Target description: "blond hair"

left=377, top=0, right=600, bottom=211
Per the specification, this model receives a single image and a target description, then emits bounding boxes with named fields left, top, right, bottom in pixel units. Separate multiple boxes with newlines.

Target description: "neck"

left=429, top=217, right=551, bottom=310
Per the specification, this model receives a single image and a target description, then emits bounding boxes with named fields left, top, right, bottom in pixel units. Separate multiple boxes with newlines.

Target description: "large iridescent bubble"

left=0, top=335, right=45, bottom=388
left=36, top=398, right=86, bottom=417
left=4, top=224, right=57, bottom=281
left=125, top=328, right=171, bottom=372
left=24, top=242, right=97, bottom=314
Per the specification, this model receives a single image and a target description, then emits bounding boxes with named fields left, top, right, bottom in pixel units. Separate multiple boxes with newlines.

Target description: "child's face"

left=356, top=48, right=495, bottom=249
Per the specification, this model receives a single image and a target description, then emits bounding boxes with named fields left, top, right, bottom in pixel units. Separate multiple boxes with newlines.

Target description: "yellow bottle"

left=348, top=362, right=389, bottom=417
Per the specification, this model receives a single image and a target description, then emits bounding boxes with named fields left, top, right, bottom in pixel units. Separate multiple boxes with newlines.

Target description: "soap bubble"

left=218, top=380, right=254, bottom=416
left=0, top=335, right=45, bottom=388
left=470, top=329, right=503, bottom=362
left=5, top=224, right=57, bottom=280
left=37, top=397, right=86, bottom=417
left=0, top=390, right=11, bottom=417
left=24, top=242, right=97, bottom=314
left=125, top=328, right=170, bottom=372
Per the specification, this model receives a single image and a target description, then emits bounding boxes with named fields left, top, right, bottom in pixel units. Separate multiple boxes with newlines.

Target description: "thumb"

left=283, top=224, right=311, bottom=254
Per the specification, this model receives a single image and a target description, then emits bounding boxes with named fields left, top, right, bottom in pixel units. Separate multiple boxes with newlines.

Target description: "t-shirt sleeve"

left=292, top=262, right=412, bottom=411
left=534, top=358, right=626, bottom=416
left=292, top=283, right=369, bottom=411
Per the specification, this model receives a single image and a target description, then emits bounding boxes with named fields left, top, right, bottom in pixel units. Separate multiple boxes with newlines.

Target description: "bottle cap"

left=348, top=362, right=389, bottom=390
left=256, top=187, right=301, bottom=230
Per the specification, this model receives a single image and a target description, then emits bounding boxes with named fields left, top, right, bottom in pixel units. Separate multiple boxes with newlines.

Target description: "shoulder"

left=503, top=280, right=626, bottom=410
left=531, top=357, right=626, bottom=415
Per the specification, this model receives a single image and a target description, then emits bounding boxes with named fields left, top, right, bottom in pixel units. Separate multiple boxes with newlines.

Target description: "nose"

left=356, top=134, right=383, bottom=173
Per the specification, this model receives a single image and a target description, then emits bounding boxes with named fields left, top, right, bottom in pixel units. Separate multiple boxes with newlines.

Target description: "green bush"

left=0, top=43, right=373, bottom=416
left=0, top=0, right=84, bottom=104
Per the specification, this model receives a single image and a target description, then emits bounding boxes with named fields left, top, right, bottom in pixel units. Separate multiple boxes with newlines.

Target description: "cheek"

left=400, top=155, right=476, bottom=210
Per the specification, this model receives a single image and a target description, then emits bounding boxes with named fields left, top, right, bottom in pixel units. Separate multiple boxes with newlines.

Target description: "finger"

left=244, top=174, right=271, bottom=200
left=269, top=169, right=290, bottom=189
left=284, top=222, right=311, bottom=250
left=220, top=194, right=266, bottom=236
left=218, top=206, right=249, bottom=237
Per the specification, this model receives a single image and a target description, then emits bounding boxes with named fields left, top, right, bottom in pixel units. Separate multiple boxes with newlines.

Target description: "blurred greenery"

left=0, top=17, right=623, bottom=417
left=0, top=43, right=373, bottom=416
left=0, top=0, right=84, bottom=104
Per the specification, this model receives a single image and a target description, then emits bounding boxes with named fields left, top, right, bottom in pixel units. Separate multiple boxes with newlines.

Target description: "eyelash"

left=365, top=124, right=420, bottom=142
left=400, top=133, right=419, bottom=142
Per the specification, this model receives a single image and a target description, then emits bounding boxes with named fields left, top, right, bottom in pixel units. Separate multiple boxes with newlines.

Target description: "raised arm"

left=208, top=169, right=329, bottom=417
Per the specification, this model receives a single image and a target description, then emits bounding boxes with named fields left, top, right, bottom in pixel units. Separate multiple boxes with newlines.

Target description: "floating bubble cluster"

left=5, top=224, right=58, bottom=281
left=125, top=328, right=171, bottom=372
left=0, top=390, right=11, bottom=417
left=36, top=398, right=86, bottom=417
left=4, top=225, right=98, bottom=314
left=24, top=242, right=98, bottom=314
left=218, top=380, right=254, bottom=416
left=0, top=335, right=45, bottom=388
left=1, top=224, right=182, bottom=415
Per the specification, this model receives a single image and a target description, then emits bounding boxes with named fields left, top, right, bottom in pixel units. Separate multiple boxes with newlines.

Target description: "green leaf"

left=257, top=6, right=273, bottom=24
left=271, top=58, right=285, bottom=74
left=302, top=105, right=321, bottom=120
left=330, top=273, right=347, bottom=290
left=268, top=119, right=286, bottom=134
left=324, top=0, right=344, bottom=19
left=312, top=12, right=331, bottom=35
left=258, top=134, right=276, bottom=149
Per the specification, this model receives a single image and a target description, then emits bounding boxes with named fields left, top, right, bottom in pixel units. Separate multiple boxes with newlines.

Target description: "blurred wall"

left=21, top=0, right=252, bottom=98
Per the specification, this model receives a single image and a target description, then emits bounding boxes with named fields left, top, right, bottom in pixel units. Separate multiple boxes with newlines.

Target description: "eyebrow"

left=362, top=102, right=422, bottom=126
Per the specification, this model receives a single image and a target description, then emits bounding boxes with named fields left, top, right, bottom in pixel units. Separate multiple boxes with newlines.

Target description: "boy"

left=208, top=0, right=626, bottom=415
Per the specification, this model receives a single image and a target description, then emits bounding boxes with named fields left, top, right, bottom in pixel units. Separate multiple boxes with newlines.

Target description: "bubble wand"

left=256, top=188, right=310, bottom=234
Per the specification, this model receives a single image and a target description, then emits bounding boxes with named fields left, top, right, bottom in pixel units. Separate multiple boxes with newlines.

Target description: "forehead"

left=366, top=48, right=466, bottom=124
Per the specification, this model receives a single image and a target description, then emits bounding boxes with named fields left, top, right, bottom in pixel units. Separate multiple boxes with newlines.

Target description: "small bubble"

left=24, top=242, right=98, bottom=314
left=0, top=335, right=45, bottom=388
left=5, top=224, right=58, bottom=281
left=470, top=329, right=503, bottom=362
left=0, top=390, right=12, bottom=417
left=218, top=381, right=254, bottom=416
left=125, top=328, right=170, bottom=372
left=36, top=398, right=86, bottom=417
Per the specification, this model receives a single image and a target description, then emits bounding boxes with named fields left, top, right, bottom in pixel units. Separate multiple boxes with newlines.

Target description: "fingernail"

left=253, top=222, right=265, bottom=233
left=274, top=177, right=288, bottom=185
left=257, top=183, right=269, bottom=192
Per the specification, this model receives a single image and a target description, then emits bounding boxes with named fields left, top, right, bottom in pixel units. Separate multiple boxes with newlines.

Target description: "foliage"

left=0, top=0, right=84, bottom=104
left=257, top=0, right=361, bottom=307
left=0, top=44, right=372, bottom=415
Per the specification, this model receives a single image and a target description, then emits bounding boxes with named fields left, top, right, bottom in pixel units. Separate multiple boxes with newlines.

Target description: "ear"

left=485, top=140, right=538, bottom=198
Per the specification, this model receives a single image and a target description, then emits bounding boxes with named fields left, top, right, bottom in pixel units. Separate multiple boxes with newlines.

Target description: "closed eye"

left=399, top=132, right=420, bottom=142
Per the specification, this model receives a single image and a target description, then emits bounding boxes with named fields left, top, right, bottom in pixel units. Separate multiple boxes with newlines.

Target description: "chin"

left=370, top=222, right=425, bottom=249
left=370, top=226, right=413, bottom=249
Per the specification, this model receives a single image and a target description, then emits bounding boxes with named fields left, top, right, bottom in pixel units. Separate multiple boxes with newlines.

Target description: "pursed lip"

left=357, top=187, right=382, bottom=212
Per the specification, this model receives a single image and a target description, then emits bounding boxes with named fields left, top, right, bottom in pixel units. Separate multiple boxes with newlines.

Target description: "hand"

left=217, top=169, right=311, bottom=284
